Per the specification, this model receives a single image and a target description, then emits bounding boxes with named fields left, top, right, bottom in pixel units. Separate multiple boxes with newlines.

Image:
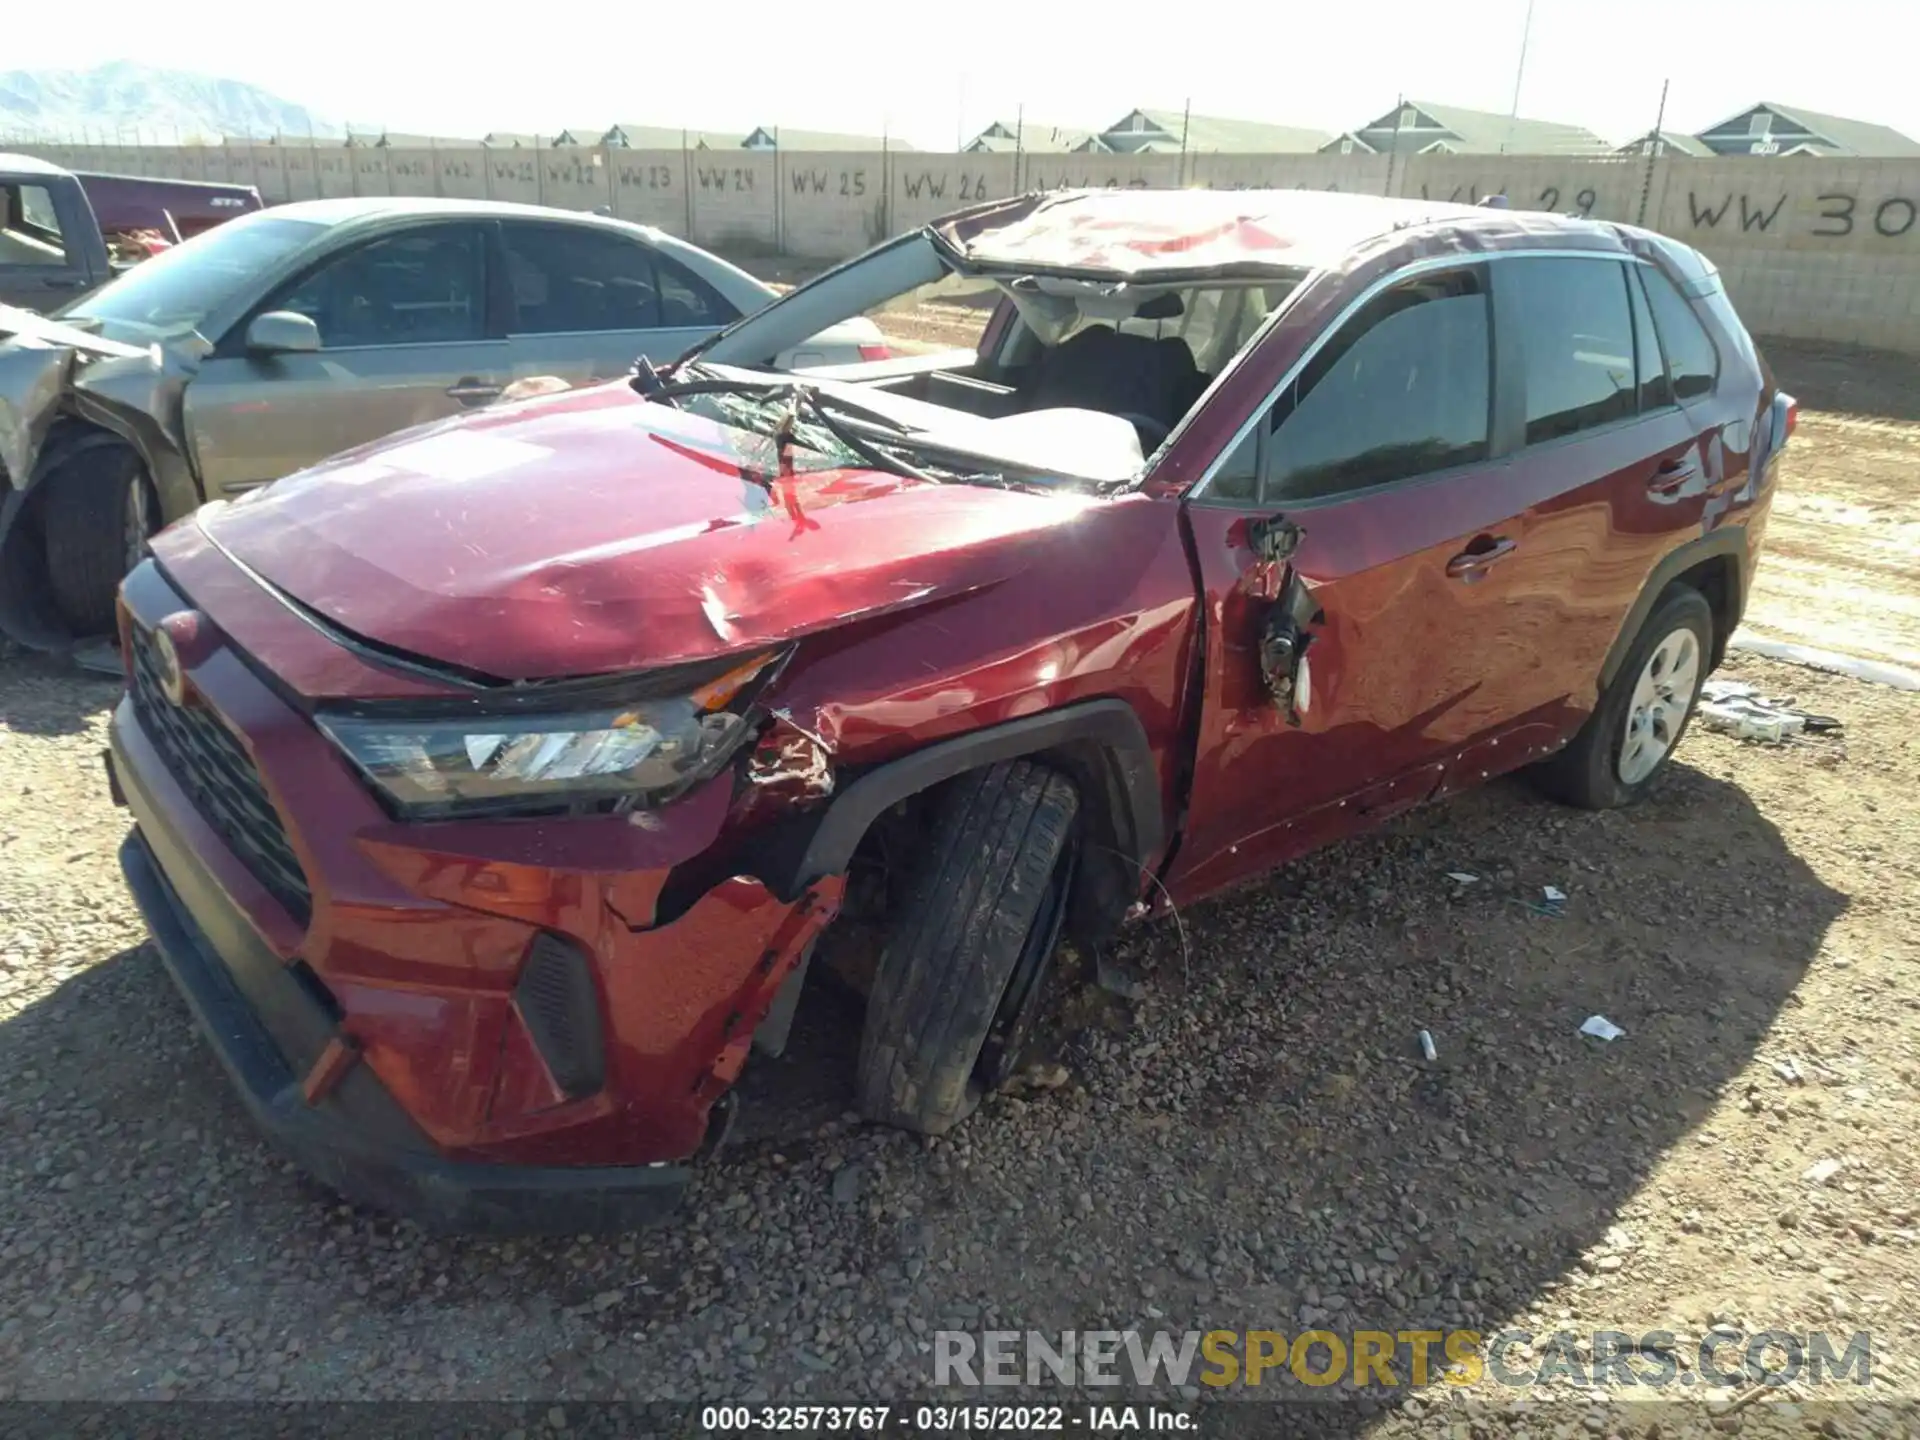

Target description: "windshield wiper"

left=651, top=364, right=912, bottom=430
left=641, top=370, right=938, bottom=486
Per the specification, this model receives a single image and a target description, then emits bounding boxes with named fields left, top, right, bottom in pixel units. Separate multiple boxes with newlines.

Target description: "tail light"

left=858, top=343, right=892, bottom=362
left=1768, top=392, right=1798, bottom=458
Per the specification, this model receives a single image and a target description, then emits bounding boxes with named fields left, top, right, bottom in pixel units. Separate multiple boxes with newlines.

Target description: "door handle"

left=1648, top=455, right=1700, bottom=497
left=44, top=276, right=86, bottom=289
left=1445, top=536, right=1516, bottom=580
left=446, top=379, right=501, bottom=404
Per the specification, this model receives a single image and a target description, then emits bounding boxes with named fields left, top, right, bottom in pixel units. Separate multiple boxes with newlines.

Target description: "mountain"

left=0, top=61, right=339, bottom=143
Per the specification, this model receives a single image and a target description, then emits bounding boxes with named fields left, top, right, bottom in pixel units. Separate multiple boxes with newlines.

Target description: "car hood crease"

left=185, top=381, right=1104, bottom=684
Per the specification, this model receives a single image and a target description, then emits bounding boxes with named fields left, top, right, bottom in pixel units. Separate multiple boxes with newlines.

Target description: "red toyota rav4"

left=105, top=189, right=1793, bottom=1231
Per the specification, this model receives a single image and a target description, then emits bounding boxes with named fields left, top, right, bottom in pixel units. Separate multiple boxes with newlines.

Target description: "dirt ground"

left=1737, top=341, right=1920, bottom=672
left=0, top=339, right=1917, bottom=1433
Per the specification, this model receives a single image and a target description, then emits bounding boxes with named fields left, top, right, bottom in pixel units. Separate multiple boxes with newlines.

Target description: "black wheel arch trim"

left=787, top=698, right=1165, bottom=900
left=1599, top=525, right=1748, bottom=691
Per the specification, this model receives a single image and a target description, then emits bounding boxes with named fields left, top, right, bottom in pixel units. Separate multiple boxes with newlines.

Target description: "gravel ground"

left=2, top=350, right=1919, bottom=1433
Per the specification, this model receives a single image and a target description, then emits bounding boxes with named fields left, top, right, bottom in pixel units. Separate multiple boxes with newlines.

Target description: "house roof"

left=605, top=124, right=742, bottom=148
left=1356, top=100, right=1609, bottom=155
left=1613, top=129, right=1713, bottom=157
left=1701, top=102, right=1920, bottom=156
left=344, top=131, right=476, bottom=149
left=964, top=121, right=1098, bottom=153
left=741, top=127, right=912, bottom=150
left=1123, top=108, right=1331, bottom=153
left=482, top=131, right=545, bottom=148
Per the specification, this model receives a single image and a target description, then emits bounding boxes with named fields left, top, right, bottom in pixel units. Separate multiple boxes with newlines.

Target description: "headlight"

left=316, top=651, right=780, bottom=818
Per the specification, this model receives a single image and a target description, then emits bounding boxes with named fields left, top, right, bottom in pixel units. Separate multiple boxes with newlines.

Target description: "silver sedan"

left=0, top=196, right=884, bottom=643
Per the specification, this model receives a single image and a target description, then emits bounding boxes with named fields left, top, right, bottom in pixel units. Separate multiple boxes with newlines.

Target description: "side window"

left=1502, top=256, right=1637, bottom=444
left=1208, top=427, right=1261, bottom=503
left=655, top=253, right=736, bottom=328
left=1, top=183, right=70, bottom=267
left=274, top=226, right=485, bottom=348
left=1627, top=264, right=1671, bottom=410
left=500, top=224, right=663, bottom=333
left=1263, top=267, right=1491, bottom=503
left=1639, top=265, right=1720, bottom=402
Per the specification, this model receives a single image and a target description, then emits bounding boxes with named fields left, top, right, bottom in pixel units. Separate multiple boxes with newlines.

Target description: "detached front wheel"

left=40, top=442, right=156, bottom=636
left=856, top=760, right=1080, bottom=1135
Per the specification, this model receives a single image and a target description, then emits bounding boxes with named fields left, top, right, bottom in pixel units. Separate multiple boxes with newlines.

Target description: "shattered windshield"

left=62, top=214, right=326, bottom=340
left=669, top=235, right=1309, bottom=490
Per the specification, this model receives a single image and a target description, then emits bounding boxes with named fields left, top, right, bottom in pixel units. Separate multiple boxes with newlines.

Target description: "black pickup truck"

left=1, top=152, right=262, bottom=311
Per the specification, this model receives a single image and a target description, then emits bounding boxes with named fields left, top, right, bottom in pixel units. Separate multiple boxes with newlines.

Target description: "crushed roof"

left=931, top=186, right=1561, bottom=278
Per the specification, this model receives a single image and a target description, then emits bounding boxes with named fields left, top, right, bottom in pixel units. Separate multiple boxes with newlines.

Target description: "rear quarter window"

left=1641, top=264, right=1723, bottom=401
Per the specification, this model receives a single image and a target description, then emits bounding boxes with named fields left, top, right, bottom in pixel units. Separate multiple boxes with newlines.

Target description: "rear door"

left=1167, top=261, right=1555, bottom=902
left=1459, top=253, right=1710, bottom=790
left=184, top=222, right=505, bottom=497
left=495, top=220, right=739, bottom=387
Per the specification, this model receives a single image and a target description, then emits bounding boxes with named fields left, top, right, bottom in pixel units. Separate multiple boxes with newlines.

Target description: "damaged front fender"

left=0, top=304, right=154, bottom=484
left=0, top=304, right=202, bottom=649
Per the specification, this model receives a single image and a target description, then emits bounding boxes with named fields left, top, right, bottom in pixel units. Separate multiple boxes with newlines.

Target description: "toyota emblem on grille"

left=151, top=610, right=203, bottom=706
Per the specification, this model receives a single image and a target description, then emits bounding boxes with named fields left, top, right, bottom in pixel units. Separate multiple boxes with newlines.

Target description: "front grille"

left=128, top=625, right=313, bottom=927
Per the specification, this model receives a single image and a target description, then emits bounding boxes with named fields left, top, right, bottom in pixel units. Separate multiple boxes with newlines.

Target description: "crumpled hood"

left=187, top=381, right=1103, bottom=681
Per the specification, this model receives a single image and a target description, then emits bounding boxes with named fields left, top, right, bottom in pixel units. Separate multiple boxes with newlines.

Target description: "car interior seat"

left=1022, top=321, right=1202, bottom=447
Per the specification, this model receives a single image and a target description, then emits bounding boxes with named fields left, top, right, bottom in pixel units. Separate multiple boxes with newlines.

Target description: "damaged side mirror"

left=1248, top=515, right=1322, bottom=725
left=244, top=310, right=322, bottom=357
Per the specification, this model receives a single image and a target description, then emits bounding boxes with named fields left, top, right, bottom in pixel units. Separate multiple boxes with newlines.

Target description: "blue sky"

left=10, top=0, right=1915, bottom=150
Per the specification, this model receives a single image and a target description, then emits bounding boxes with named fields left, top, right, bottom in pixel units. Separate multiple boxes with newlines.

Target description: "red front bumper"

left=111, top=558, right=841, bottom=1226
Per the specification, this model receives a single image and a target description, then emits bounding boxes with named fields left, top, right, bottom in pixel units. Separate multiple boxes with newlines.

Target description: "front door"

left=0, top=178, right=93, bottom=312
left=1166, top=262, right=1549, bottom=905
left=184, top=222, right=508, bottom=498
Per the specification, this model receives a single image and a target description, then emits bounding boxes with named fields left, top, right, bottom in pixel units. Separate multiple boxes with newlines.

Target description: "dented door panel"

left=1166, top=459, right=1552, bottom=907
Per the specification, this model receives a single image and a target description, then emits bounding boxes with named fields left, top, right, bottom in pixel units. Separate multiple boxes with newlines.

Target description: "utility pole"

left=1178, top=97, right=1192, bottom=187
left=1014, top=103, right=1024, bottom=194
left=1503, top=0, right=1538, bottom=154
left=1636, top=77, right=1670, bottom=226
left=1384, top=93, right=1405, bottom=196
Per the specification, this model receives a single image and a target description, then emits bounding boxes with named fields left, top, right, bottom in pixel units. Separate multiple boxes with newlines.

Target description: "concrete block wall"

left=19, top=142, right=1920, bottom=353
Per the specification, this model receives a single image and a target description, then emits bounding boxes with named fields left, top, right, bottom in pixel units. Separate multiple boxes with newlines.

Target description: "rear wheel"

left=855, top=760, right=1079, bottom=1135
left=1532, top=584, right=1712, bottom=809
left=40, top=442, right=155, bottom=636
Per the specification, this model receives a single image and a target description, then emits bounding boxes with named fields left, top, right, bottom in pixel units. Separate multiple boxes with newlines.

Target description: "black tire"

left=40, top=442, right=154, bottom=637
left=1531, top=584, right=1713, bottom=810
left=855, top=760, right=1079, bottom=1135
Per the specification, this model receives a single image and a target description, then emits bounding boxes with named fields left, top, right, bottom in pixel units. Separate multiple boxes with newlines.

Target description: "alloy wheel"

left=1618, top=626, right=1701, bottom=785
